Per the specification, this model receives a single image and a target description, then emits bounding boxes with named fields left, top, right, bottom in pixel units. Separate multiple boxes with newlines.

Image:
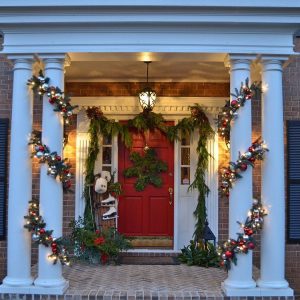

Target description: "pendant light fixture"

left=138, top=61, right=157, bottom=112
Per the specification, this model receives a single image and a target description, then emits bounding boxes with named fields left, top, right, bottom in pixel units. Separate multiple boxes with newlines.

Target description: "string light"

left=220, top=138, right=269, bottom=197
left=29, top=131, right=72, bottom=191
left=27, top=70, right=78, bottom=125
left=24, top=198, right=70, bottom=266
left=217, top=78, right=261, bottom=148
left=218, top=199, right=267, bottom=270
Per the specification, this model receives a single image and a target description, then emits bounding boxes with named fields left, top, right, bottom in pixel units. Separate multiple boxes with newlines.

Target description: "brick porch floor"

left=62, top=263, right=227, bottom=298
left=1, top=262, right=293, bottom=299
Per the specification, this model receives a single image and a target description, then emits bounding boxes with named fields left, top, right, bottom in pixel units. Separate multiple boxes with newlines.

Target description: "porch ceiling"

left=66, top=52, right=229, bottom=82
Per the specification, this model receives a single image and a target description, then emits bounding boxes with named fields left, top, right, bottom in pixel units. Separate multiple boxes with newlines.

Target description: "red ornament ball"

left=244, top=228, right=254, bottom=236
left=249, top=157, right=255, bottom=163
left=243, top=87, right=251, bottom=95
left=225, top=250, right=233, bottom=259
left=231, top=100, right=238, bottom=107
left=240, top=163, right=248, bottom=171
left=248, top=242, right=255, bottom=249
left=248, top=146, right=254, bottom=152
left=64, top=181, right=71, bottom=189
left=51, top=242, right=57, bottom=248
left=39, top=228, right=45, bottom=234
left=238, top=240, right=245, bottom=246
left=39, top=146, right=45, bottom=151
left=56, top=156, right=61, bottom=161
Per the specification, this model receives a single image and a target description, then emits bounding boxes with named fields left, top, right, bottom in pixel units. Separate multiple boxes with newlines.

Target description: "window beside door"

left=180, top=132, right=191, bottom=185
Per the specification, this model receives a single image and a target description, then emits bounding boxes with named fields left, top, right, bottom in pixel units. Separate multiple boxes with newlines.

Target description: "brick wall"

left=282, top=39, right=300, bottom=292
left=65, top=82, right=229, bottom=98
left=0, top=52, right=300, bottom=293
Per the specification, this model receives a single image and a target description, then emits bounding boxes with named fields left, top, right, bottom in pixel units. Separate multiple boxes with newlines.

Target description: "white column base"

left=259, top=287, right=294, bottom=297
left=223, top=278, right=256, bottom=289
left=222, top=283, right=294, bottom=297
left=222, top=282, right=260, bottom=297
left=1, top=276, right=33, bottom=287
left=0, top=281, right=69, bottom=295
left=257, top=278, right=290, bottom=289
left=34, top=277, right=69, bottom=289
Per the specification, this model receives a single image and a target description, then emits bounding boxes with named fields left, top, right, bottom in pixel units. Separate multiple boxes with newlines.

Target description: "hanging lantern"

left=138, top=61, right=157, bottom=112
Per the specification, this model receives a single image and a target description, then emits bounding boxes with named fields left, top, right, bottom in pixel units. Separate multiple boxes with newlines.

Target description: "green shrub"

left=179, top=240, right=220, bottom=268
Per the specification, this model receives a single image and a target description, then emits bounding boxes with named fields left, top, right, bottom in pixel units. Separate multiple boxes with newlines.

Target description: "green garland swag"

left=85, top=105, right=214, bottom=240
left=24, top=198, right=70, bottom=265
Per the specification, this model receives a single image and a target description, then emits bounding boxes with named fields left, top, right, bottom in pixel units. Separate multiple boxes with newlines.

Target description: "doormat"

left=119, top=256, right=180, bottom=265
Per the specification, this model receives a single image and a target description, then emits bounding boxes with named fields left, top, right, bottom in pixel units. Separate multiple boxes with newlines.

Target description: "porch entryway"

left=0, top=2, right=296, bottom=292
left=118, top=125, right=174, bottom=248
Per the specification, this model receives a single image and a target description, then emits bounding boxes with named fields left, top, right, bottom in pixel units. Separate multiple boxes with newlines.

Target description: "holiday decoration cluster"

left=24, top=198, right=70, bottom=265
left=220, top=138, right=268, bottom=197
left=217, top=199, right=267, bottom=270
left=217, top=78, right=260, bottom=147
left=29, top=131, right=72, bottom=191
left=25, top=70, right=74, bottom=266
left=27, top=70, right=78, bottom=125
left=94, top=170, right=121, bottom=222
left=216, top=78, right=268, bottom=270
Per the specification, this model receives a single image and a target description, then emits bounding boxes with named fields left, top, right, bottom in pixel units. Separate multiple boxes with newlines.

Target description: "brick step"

left=119, top=254, right=180, bottom=265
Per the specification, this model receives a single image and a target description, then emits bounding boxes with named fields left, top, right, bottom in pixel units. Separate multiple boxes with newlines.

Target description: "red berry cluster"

left=220, top=139, right=268, bottom=197
left=217, top=78, right=260, bottom=147
left=218, top=199, right=267, bottom=271
left=24, top=198, right=70, bottom=265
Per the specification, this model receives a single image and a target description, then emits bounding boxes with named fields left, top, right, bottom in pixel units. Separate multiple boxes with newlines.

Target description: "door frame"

left=74, top=96, right=223, bottom=251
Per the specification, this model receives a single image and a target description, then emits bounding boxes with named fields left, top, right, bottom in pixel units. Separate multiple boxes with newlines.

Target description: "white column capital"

left=224, top=54, right=257, bottom=70
left=38, top=53, right=71, bottom=72
left=6, top=54, right=35, bottom=70
left=260, top=55, right=290, bottom=72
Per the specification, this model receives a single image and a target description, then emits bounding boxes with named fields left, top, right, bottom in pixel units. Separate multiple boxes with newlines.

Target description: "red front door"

left=118, top=124, right=174, bottom=238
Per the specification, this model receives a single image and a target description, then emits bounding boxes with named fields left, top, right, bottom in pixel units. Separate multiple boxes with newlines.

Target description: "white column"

left=34, top=54, right=69, bottom=294
left=0, top=56, right=34, bottom=291
left=222, top=55, right=256, bottom=296
left=257, top=57, right=293, bottom=296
